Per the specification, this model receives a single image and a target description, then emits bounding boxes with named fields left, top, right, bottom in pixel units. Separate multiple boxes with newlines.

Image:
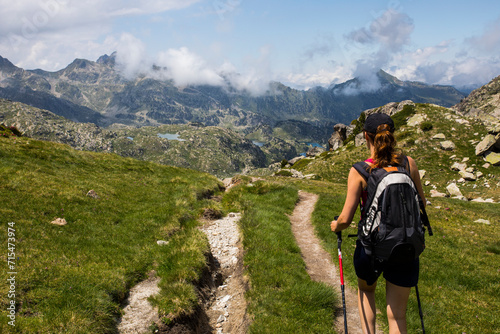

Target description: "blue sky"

left=1, top=0, right=499, bottom=93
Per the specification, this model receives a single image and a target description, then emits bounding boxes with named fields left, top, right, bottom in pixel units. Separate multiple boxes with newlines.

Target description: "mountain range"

left=0, top=53, right=466, bottom=144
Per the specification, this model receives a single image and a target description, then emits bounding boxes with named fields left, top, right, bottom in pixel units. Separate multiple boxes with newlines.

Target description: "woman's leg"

left=358, top=278, right=377, bottom=334
left=386, top=281, right=411, bottom=334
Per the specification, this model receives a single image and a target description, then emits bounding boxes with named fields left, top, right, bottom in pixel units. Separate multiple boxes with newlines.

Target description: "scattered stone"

left=288, top=156, right=305, bottom=165
left=328, top=124, right=347, bottom=151
left=475, top=134, right=499, bottom=156
left=465, top=167, right=475, bottom=173
left=86, top=189, right=99, bottom=199
left=407, top=114, right=427, bottom=126
left=306, top=146, right=325, bottom=157
left=446, top=183, right=463, bottom=197
left=51, top=218, right=67, bottom=226
left=474, top=219, right=491, bottom=225
left=476, top=171, right=484, bottom=179
left=457, top=178, right=466, bottom=183
left=432, top=133, right=446, bottom=140
left=459, top=171, right=476, bottom=181
left=462, top=157, right=470, bottom=162
left=483, top=163, right=491, bottom=169
left=484, top=151, right=500, bottom=165
left=430, top=190, right=447, bottom=198
left=419, top=170, right=426, bottom=179
left=471, top=198, right=495, bottom=203
left=156, top=240, right=169, bottom=246
left=451, top=162, right=467, bottom=172
left=440, top=141, right=456, bottom=151
left=424, top=181, right=431, bottom=186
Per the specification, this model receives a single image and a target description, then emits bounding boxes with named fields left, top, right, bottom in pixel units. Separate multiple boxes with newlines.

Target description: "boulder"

left=450, top=162, right=467, bottom=172
left=475, top=134, right=500, bottom=156
left=459, top=170, right=476, bottom=181
left=432, top=133, right=446, bottom=140
left=306, top=146, right=325, bottom=157
left=328, top=123, right=348, bottom=151
left=407, top=114, right=427, bottom=127
left=430, top=190, right=447, bottom=198
left=446, top=183, right=463, bottom=197
left=440, top=141, right=456, bottom=151
left=484, top=151, right=500, bottom=165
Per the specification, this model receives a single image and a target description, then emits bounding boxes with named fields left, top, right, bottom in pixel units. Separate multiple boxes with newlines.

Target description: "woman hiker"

left=330, top=113, right=426, bottom=334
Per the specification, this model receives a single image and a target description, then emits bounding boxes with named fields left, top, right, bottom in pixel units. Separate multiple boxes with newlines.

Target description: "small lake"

left=158, top=133, right=186, bottom=141
left=252, top=141, right=265, bottom=147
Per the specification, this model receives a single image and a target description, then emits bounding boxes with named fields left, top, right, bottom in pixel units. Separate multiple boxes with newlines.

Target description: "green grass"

left=222, top=181, right=337, bottom=333
left=0, top=136, right=222, bottom=333
left=265, top=102, right=499, bottom=333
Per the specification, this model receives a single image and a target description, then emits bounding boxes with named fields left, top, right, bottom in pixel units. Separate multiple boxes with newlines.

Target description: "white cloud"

left=0, top=0, right=200, bottom=70
left=465, top=16, right=500, bottom=55
left=337, top=9, right=415, bottom=95
left=155, top=47, right=225, bottom=87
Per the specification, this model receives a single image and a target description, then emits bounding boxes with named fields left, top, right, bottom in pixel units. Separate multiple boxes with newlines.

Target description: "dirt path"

left=201, top=213, right=249, bottom=334
left=289, top=190, right=366, bottom=334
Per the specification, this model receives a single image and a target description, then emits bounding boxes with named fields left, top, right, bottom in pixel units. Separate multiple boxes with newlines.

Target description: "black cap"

left=363, top=113, right=395, bottom=134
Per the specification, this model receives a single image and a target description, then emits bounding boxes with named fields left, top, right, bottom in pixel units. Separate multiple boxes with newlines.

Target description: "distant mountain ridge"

left=0, top=54, right=466, bottom=142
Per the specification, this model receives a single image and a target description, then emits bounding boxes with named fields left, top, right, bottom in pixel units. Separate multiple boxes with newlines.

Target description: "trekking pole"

left=415, top=285, right=425, bottom=334
left=334, top=216, right=348, bottom=334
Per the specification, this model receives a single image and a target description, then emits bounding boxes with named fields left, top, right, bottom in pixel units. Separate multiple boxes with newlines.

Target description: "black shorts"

left=353, top=241, right=419, bottom=287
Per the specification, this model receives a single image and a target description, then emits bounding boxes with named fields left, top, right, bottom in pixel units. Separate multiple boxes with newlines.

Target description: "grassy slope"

left=288, top=103, right=500, bottom=333
left=0, top=136, right=222, bottom=333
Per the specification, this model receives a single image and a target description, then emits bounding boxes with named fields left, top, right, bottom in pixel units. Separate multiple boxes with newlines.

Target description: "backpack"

left=353, top=156, right=433, bottom=264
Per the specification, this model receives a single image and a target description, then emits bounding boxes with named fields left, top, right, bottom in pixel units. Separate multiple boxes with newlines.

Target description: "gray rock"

left=86, top=189, right=99, bottom=199
left=157, top=240, right=169, bottom=246
left=451, top=162, right=467, bottom=172
left=432, top=133, right=446, bottom=140
left=473, top=219, right=491, bottom=224
left=430, top=190, right=447, bottom=198
left=484, top=151, right=500, bottom=165
left=440, top=141, right=456, bottom=151
left=446, top=183, right=463, bottom=197
left=475, top=134, right=500, bottom=156
left=51, top=218, right=67, bottom=226
left=306, top=146, right=325, bottom=157
left=459, top=171, right=476, bottom=181
left=407, top=114, right=427, bottom=127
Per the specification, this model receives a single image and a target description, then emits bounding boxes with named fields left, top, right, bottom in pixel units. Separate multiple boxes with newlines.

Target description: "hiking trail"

left=289, top=190, right=373, bottom=334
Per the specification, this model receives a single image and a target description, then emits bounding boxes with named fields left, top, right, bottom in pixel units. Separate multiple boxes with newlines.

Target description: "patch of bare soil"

left=289, top=190, right=369, bottom=334
left=117, top=272, right=161, bottom=334
left=200, top=213, right=250, bottom=334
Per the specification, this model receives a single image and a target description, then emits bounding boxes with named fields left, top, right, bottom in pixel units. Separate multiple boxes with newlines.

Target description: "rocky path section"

left=200, top=213, right=249, bottom=334
left=117, top=273, right=161, bottom=333
left=289, top=190, right=369, bottom=334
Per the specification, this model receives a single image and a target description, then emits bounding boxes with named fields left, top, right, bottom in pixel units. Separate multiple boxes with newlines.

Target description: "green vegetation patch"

left=0, top=137, right=222, bottom=333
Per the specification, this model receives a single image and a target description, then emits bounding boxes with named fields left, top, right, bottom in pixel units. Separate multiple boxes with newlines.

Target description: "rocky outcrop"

left=364, top=100, right=416, bottom=117
left=328, top=123, right=348, bottom=151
